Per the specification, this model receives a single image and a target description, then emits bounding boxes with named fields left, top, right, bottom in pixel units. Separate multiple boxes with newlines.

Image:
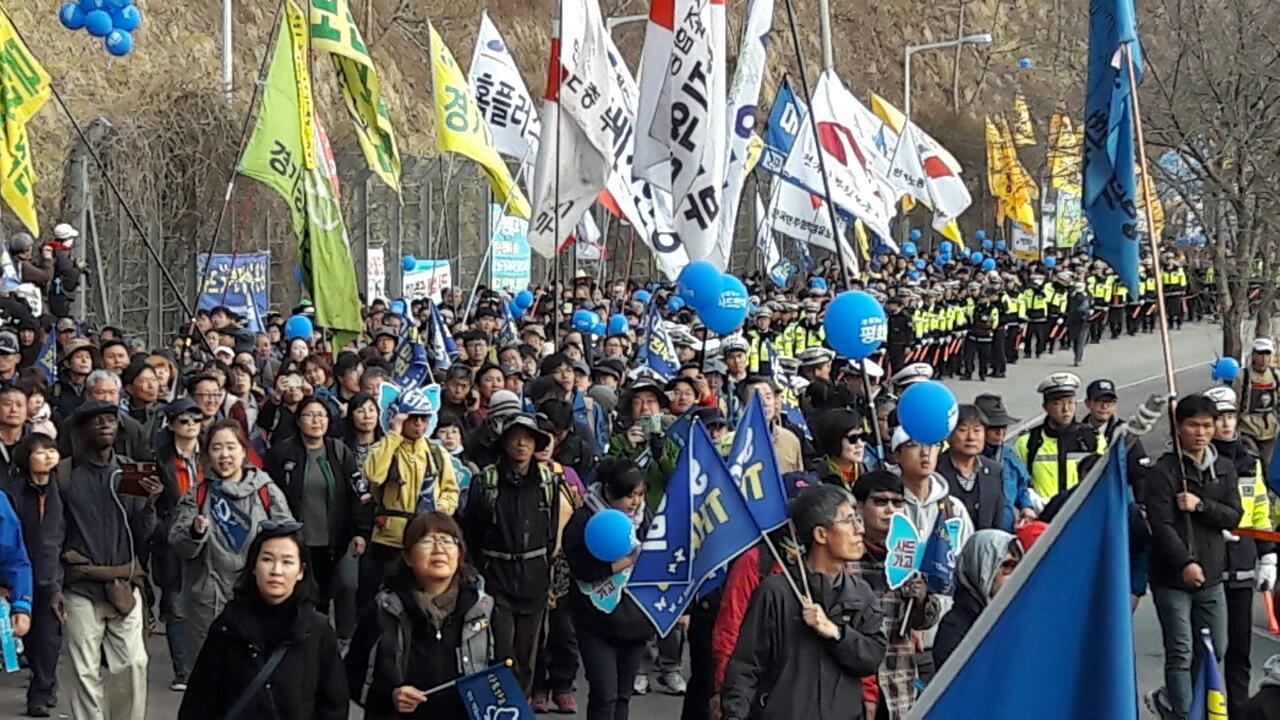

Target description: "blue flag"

left=920, top=513, right=961, bottom=595
left=1265, top=440, right=1280, bottom=497
left=427, top=300, right=456, bottom=370
left=455, top=664, right=535, bottom=720
left=762, top=78, right=805, bottom=174
left=35, top=329, right=56, bottom=385
left=628, top=421, right=759, bottom=635
left=1083, top=0, right=1143, bottom=295
left=638, top=301, right=679, bottom=379
left=725, top=392, right=790, bottom=533
left=1188, top=630, right=1226, bottom=720
left=912, top=439, right=1137, bottom=719
left=630, top=421, right=694, bottom=586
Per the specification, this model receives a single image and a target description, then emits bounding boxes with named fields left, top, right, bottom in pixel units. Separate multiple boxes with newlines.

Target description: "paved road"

left=3, top=320, right=1277, bottom=718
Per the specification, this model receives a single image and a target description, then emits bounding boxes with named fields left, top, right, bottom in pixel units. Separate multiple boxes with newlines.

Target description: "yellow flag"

left=870, top=93, right=962, bottom=173
left=1137, top=165, right=1164, bottom=240
left=986, top=115, right=1036, bottom=233
left=1012, top=93, right=1037, bottom=146
left=428, top=23, right=530, bottom=218
left=1046, top=112, right=1083, bottom=195
left=310, top=0, right=402, bottom=195
left=984, top=116, right=1007, bottom=200
left=0, top=12, right=50, bottom=236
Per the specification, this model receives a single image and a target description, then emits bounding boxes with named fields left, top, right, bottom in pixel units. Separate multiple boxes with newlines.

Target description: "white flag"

left=782, top=71, right=892, bottom=241
left=769, top=180, right=857, bottom=267
left=888, top=122, right=972, bottom=233
left=468, top=12, right=541, bottom=165
left=754, top=190, right=789, bottom=287
left=632, top=0, right=677, bottom=187
left=527, top=3, right=614, bottom=258
left=714, top=0, right=774, bottom=270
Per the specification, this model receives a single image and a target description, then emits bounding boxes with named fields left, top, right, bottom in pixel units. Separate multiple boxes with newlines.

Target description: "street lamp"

left=903, top=32, right=994, bottom=121
left=606, top=13, right=648, bottom=35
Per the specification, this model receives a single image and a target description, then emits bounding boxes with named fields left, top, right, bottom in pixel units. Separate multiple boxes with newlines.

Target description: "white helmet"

left=1203, top=386, right=1238, bottom=413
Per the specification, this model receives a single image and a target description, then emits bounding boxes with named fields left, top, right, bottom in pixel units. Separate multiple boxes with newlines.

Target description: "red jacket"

left=712, top=546, right=772, bottom=691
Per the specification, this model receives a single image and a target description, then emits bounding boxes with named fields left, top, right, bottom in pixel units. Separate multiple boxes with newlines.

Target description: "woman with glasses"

left=265, top=397, right=367, bottom=616
left=169, top=420, right=294, bottom=677
left=562, top=457, right=655, bottom=720
left=179, top=521, right=349, bottom=719
left=348, top=511, right=498, bottom=720
left=849, top=471, right=942, bottom=720
left=815, top=409, right=870, bottom=492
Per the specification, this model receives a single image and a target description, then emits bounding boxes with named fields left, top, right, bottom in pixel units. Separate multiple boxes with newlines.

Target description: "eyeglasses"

left=415, top=534, right=460, bottom=551
left=828, top=513, right=863, bottom=529
left=299, top=412, right=328, bottom=421
left=260, top=519, right=304, bottom=534
left=193, top=392, right=221, bottom=400
left=867, top=495, right=906, bottom=509
left=844, top=432, right=867, bottom=444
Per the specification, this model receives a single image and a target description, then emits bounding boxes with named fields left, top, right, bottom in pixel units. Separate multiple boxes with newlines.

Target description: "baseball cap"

left=56, top=317, right=77, bottom=333
left=1254, top=338, right=1274, bottom=354
left=0, top=330, right=18, bottom=355
left=53, top=223, right=79, bottom=240
left=1086, top=379, right=1118, bottom=402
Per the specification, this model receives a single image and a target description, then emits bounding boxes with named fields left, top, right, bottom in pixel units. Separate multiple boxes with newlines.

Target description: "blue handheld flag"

left=455, top=663, right=535, bottom=720
left=1188, top=629, right=1226, bottom=720
left=630, top=422, right=694, bottom=585
left=725, top=392, right=791, bottom=533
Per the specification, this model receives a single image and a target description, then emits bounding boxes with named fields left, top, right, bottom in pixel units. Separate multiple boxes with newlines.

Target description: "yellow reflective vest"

left=1013, top=423, right=1107, bottom=500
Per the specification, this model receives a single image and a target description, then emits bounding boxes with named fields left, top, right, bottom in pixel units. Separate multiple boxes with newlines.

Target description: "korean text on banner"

left=0, top=12, right=51, bottom=236
left=196, top=253, right=270, bottom=331
left=489, top=204, right=532, bottom=292
left=402, top=259, right=452, bottom=302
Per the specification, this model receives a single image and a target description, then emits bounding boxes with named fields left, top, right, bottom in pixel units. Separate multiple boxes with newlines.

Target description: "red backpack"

left=196, top=481, right=272, bottom=513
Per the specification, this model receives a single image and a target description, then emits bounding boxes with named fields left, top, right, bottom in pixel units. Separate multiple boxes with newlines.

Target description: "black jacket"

left=178, top=594, right=348, bottom=720
left=1147, top=448, right=1243, bottom=591
left=0, top=473, right=64, bottom=597
left=563, top=504, right=656, bottom=644
left=936, top=453, right=1006, bottom=531
left=932, top=581, right=984, bottom=670
left=720, top=568, right=886, bottom=720
left=265, top=436, right=368, bottom=553
left=58, top=410, right=154, bottom=462
left=1212, top=436, right=1275, bottom=588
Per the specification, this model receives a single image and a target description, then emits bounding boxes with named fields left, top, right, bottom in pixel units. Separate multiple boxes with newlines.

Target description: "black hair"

left=1175, top=395, right=1219, bottom=424
left=536, top=398, right=575, bottom=432
left=955, top=404, right=989, bottom=427
left=851, top=470, right=905, bottom=503
left=13, top=433, right=57, bottom=474
left=594, top=456, right=648, bottom=502
left=539, top=352, right=573, bottom=376
left=334, top=352, right=363, bottom=377
left=792, top=484, right=854, bottom=547
left=186, top=373, right=219, bottom=394
left=233, top=527, right=317, bottom=603
left=813, top=409, right=865, bottom=458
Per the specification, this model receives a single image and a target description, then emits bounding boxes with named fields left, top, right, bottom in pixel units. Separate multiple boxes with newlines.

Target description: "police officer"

left=1012, top=373, right=1103, bottom=504
left=889, top=362, right=933, bottom=398
left=796, top=347, right=835, bottom=384
left=745, top=306, right=776, bottom=376
left=962, top=290, right=1000, bottom=381
left=1023, top=275, right=1050, bottom=358
left=885, top=295, right=913, bottom=375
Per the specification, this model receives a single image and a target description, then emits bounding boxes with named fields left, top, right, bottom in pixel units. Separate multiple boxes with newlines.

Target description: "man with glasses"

left=1235, top=337, right=1280, bottom=475
left=936, top=405, right=1006, bottom=531
left=721, top=484, right=886, bottom=720
left=850, top=471, right=941, bottom=720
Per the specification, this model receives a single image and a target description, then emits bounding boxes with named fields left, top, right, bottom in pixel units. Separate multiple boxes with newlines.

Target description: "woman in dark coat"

left=348, top=511, right=499, bottom=720
left=178, top=521, right=348, bottom=720
left=932, top=529, right=1023, bottom=669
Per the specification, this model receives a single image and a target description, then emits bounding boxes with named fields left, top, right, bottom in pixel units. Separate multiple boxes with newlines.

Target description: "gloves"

left=1258, top=553, right=1277, bottom=592
left=1126, top=394, right=1172, bottom=436
left=1222, top=529, right=1241, bottom=543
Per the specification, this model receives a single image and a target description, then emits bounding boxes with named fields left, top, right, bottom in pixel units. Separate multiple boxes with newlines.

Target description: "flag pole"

left=780, top=0, right=856, bottom=292
left=462, top=148, right=534, bottom=321
left=552, top=11, right=564, bottom=343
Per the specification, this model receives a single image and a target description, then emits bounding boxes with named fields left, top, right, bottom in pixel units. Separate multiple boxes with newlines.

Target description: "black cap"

left=695, top=407, right=729, bottom=429
left=71, top=400, right=118, bottom=425
left=163, top=397, right=200, bottom=421
left=1086, top=379, right=1118, bottom=402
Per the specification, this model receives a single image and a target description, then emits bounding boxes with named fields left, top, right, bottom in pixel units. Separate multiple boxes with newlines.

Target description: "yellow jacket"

left=363, top=431, right=459, bottom=548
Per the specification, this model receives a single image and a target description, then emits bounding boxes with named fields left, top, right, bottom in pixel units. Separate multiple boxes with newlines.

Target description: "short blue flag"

left=630, top=421, right=694, bottom=585
left=912, top=439, right=1137, bottom=719
left=1188, top=630, right=1226, bottom=720
left=455, top=663, right=535, bottom=720
left=35, top=328, right=56, bottom=385
left=725, top=391, right=790, bottom=533
left=637, top=301, right=679, bottom=379
left=1083, top=0, right=1143, bottom=295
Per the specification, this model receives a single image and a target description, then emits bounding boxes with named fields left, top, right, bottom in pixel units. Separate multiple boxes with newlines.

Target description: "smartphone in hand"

left=117, top=462, right=159, bottom=497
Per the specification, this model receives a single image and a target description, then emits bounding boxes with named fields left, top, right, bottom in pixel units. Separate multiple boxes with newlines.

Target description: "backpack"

left=196, top=480, right=271, bottom=514
left=471, top=463, right=558, bottom=545
left=374, top=442, right=445, bottom=521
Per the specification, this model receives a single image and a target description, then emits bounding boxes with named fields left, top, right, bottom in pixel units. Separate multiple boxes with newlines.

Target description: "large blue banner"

left=630, top=422, right=694, bottom=586
left=489, top=203, right=532, bottom=292
left=197, top=252, right=269, bottom=331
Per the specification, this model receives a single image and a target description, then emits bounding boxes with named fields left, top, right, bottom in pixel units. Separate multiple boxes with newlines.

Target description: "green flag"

left=239, top=0, right=362, bottom=333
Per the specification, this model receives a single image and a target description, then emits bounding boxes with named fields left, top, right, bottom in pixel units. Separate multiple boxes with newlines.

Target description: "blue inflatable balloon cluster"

left=585, top=509, right=636, bottom=562
left=572, top=309, right=608, bottom=336
left=284, top=314, right=313, bottom=341
left=1211, top=357, right=1241, bottom=383
left=676, top=261, right=749, bottom=335
left=60, top=0, right=140, bottom=57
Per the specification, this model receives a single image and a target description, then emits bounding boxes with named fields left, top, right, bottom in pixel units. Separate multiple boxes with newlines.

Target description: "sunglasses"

left=867, top=495, right=906, bottom=509
left=844, top=432, right=867, bottom=444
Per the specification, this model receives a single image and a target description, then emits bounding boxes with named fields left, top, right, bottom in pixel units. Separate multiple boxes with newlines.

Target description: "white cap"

left=890, top=426, right=914, bottom=452
left=52, top=223, right=79, bottom=240
left=1253, top=338, right=1275, bottom=354
left=1203, top=386, right=1238, bottom=413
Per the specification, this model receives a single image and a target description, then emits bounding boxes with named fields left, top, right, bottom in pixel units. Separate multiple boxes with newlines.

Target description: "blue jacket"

left=572, top=390, right=609, bottom=455
left=983, top=443, right=1035, bottom=532
left=0, top=492, right=33, bottom=614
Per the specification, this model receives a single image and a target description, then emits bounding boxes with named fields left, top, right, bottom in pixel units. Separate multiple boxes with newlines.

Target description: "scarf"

left=414, top=577, right=461, bottom=634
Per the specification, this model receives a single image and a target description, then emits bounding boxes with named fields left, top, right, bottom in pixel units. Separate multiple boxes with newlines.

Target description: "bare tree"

left=1140, top=0, right=1280, bottom=357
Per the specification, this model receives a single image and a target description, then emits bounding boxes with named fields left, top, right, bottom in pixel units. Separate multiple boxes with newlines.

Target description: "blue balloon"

left=899, top=381, right=958, bottom=444
left=590, top=315, right=608, bottom=336
left=572, top=309, right=596, bottom=333
left=902, top=241, right=918, bottom=258
left=59, top=2, right=86, bottom=30
left=105, top=0, right=131, bottom=8
left=971, top=252, right=985, bottom=265
left=914, top=259, right=926, bottom=270
left=401, top=255, right=417, bottom=272
left=79, top=0, right=108, bottom=11
left=1211, top=357, right=1241, bottom=383
left=585, top=509, right=637, bottom=562
left=823, top=290, right=886, bottom=360
left=634, top=289, right=652, bottom=304
left=514, top=289, right=534, bottom=310
left=908, top=270, right=921, bottom=281
left=284, top=314, right=313, bottom=341
left=105, top=29, right=132, bottom=56
left=608, top=313, right=628, bottom=335
left=84, top=9, right=113, bottom=37
left=934, top=256, right=946, bottom=266
left=1019, top=57, right=1034, bottom=70
left=995, top=240, right=1007, bottom=251
left=975, top=230, right=987, bottom=241
left=509, top=301, right=526, bottom=320
left=111, top=4, right=140, bottom=31
left=939, top=240, right=954, bottom=255
left=677, top=260, right=722, bottom=309
left=1044, top=256, right=1057, bottom=268
left=909, top=229, right=922, bottom=241
left=293, top=266, right=304, bottom=284
left=810, top=277, right=828, bottom=291
left=699, top=274, right=750, bottom=335
left=667, top=296, right=686, bottom=312
left=981, top=239, right=993, bottom=251
left=982, top=258, right=997, bottom=272
left=390, top=299, right=407, bottom=317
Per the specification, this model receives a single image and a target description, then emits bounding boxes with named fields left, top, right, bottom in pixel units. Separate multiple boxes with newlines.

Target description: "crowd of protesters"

left=0, top=224, right=1275, bottom=720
